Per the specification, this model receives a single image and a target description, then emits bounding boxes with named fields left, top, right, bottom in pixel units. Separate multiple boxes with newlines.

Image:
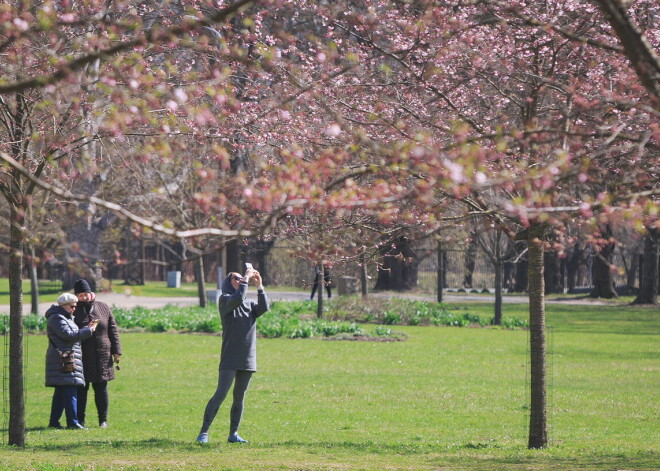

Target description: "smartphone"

left=245, top=263, right=253, bottom=270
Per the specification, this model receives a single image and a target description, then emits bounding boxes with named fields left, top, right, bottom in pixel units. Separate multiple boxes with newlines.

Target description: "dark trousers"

left=49, top=386, right=80, bottom=427
left=199, top=369, right=252, bottom=435
left=310, top=272, right=332, bottom=299
left=77, top=381, right=109, bottom=425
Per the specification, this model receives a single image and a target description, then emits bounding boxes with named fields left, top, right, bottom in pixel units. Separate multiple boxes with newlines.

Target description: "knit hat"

left=74, top=279, right=92, bottom=294
left=57, top=293, right=78, bottom=305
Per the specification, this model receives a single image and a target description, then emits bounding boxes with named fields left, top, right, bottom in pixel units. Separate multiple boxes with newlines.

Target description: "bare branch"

left=0, top=151, right=252, bottom=239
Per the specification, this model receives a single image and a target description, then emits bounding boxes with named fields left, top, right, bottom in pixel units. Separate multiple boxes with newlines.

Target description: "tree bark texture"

left=590, top=244, right=618, bottom=298
left=494, top=261, right=503, bottom=325
left=463, top=235, right=478, bottom=288
left=566, top=244, right=589, bottom=292
left=374, top=236, right=419, bottom=291
left=195, top=256, right=206, bottom=308
left=513, top=241, right=529, bottom=293
left=543, top=251, right=563, bottom=294
left=360, top=251, right=369, bottom=298
left=437, top=241, right=445, bottom=303
left=594, top=0, right=660, bottom=105
left=9, top=206, right=25, bottom=446
left=527, top=225, right=548, bottom=449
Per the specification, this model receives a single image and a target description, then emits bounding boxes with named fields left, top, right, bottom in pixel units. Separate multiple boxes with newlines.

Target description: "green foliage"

left=83, top=301, right=394, bottom=340
left=0, top=314, right=47, bottom=334
left=112, top=304, right=220, bottom=333
left=326, top=296, right=524, bottom=328
left=0, top=297, right=526, bottom=337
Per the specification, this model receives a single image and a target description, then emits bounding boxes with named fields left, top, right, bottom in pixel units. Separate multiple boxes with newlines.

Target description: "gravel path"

left=1, top=288, right=623, bottom=316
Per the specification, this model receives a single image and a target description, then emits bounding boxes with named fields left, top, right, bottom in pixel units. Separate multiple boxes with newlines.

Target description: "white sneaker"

left=196, top=432, right=208, bottom=444
left=228, top=432, right=247, bottom=443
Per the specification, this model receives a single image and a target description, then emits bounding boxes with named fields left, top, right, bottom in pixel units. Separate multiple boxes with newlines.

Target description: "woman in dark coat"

left=73, top=279, right=122, bottom=428
left=45, top=293, right=98, bottom=429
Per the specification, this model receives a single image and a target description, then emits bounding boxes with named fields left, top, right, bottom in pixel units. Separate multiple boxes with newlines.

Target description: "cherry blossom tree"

left=1, top=0, right=657, bottom=449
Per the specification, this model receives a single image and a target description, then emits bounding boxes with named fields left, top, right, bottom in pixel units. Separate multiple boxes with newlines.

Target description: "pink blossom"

left=174, top=88, right=188, bottom=103
left=58, top=14, right=76, bottom=23
left=12, top=18, right=29, bottom=31
left=324, top=124, right=341, bottom=137
left=444, top=159, right=464, bottom=183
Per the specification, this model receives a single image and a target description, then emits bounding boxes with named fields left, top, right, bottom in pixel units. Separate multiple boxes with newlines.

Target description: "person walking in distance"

left=73, top=279, right=122, bottom=429
left=196, top=267, right=269, bottom=444
left=310, top=262, right=332, bottom=300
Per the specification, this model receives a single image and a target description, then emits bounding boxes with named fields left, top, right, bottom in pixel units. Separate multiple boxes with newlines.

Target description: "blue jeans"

left=49, top=386, right=81, bottom=427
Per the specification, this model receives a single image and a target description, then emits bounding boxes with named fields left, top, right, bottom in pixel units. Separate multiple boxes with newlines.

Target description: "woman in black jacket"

left=45, top=293, right=97, bottom=429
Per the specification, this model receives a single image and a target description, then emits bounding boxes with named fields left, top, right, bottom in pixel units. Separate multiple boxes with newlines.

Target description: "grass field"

left=0, top=301, right=658, bottom=470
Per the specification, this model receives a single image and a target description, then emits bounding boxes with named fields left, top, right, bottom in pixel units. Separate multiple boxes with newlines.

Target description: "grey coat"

left=218, top=276, right=269, bottom=372
left=45, top=305, right=93, bottom=387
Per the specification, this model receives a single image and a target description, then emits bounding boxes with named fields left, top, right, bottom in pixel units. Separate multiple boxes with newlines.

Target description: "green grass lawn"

left=0, top=301, right=658, bottom=470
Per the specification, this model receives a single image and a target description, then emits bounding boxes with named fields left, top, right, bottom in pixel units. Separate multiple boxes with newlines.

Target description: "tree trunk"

left=527, top=225, right=547, bottom=449
left=195, top=255, right=206, bottom=308
left=595, top=0, right=660, bottom=104
left=225, top=239, right=242, bottom=274
left=633, top=227, right=658, bottom=304
left=543, top=251, right=563, bottom=294
left=513, top=241, right=528, bottom=292
left=360, top=251, right=368, bottom=298
left=493, top=260, right=503, bottom=325
left=374, top=236, right=419, bottom=291
left=624, top=251, right=639, bottom=291
left=590, top=246, right=618, bottom=298
left=437, top=240, right=444, bottom=303
left=9, top=206, right=25, bottom=446
left=251, top=239, right=275, bottom=286
left=463, top=234, right=478, bottom=288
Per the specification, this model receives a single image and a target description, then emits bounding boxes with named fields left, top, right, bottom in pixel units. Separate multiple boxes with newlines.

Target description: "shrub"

left=325, top=296, right=526, bottom=328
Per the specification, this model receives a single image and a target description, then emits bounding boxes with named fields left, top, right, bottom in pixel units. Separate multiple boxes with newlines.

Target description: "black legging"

left=199, top=369, right=252, bottom=435
left=77, top=381, right=108, bottom=426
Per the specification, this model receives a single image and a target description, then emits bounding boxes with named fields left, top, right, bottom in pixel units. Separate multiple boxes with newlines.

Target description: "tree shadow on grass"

left=28, top=437, right=197, bottom=452
left=23, top=437, right=477, bottom=454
